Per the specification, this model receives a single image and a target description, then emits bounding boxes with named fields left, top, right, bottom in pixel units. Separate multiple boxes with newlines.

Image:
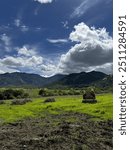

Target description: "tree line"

left=0, top=89, right=29, bottom=100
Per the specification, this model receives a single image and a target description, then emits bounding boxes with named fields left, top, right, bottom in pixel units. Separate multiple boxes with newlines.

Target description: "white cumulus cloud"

left=58, top=22, right=113, bottom=74
left=0, top=45, right=57, bottom=76
left=0, top=46, right=43, bottom=69
left=1, top=56, right=23, bottom=67
left=17, top=46, right=37, bottom=57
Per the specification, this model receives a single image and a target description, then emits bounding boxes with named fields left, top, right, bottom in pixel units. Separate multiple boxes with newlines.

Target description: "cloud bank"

left=0, top=46, right=56, bottom=76
left=0, top=23, right=113, bottom=76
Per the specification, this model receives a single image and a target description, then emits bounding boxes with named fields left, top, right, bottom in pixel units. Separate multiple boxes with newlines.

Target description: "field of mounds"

left=0, top=93, right=113, bottom=150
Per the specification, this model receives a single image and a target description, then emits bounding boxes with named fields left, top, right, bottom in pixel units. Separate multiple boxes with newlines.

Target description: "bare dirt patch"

left=0, top=113, right=112, bottom=150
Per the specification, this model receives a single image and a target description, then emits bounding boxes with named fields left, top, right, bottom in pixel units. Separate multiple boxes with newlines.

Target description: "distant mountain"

left=0, top=72, right=46, bottom=87
left=0, top=72, right=66, bottom=87
left=46, top=74, right=66, bottom=84
left=0, top=71, right=112, bottom=88
left=91, top=74, right=113, bottom=89
left=51, top=71, right=108, bottom=88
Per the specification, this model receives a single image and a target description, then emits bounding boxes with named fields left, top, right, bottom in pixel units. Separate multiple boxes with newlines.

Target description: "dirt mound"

left=11, top=98, right=32, bottom=105
left=83, top=91, right=95, bottom=99
left=44, top=98, right=56, bottom=103
left=0, top=113, right=112, bottom=150
left=82, top=99, right=97, bottom=103
left=82, top=90, right=97, bottom=103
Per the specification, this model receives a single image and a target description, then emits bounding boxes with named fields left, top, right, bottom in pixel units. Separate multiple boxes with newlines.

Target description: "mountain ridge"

left=0, top=71, right=112, bottom=88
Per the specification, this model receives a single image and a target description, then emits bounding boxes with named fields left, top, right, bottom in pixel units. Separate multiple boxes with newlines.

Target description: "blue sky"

left=0, top=0, right=113, bottom=76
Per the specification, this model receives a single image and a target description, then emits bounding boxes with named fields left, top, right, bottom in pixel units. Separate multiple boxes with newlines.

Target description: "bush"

left=0, top=92, right=4, bottom=100
left=0, top=100, right=5, bottom=105
left=3, top=89, right=15, bottom=99
left=39, top=88, right=48, bottom=96
left=13, top=90, right=24, bottom=98
left=0, top=89, right=30, bottom=100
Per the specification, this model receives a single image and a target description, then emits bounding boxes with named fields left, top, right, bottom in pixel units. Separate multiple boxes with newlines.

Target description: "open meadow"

left=0, top=93, right=112, bottom=123
left=0, top=93, right=113, bottom=150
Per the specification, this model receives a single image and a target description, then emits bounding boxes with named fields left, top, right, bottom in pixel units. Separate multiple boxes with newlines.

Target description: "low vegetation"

left=0, top=92, right=113, bottom=150
left=0, top=86, right=112, bottom=99
left=0, top=100, right=5, bottom=105
left=0, top=93, right=112, bottom=123
left=38, top=87, right=112, bottom=97
left=0, top=89, right=29, bottom=100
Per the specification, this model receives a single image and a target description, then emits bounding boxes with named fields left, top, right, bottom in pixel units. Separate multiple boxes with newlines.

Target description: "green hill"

left=0, top=71, right=112, bottom=88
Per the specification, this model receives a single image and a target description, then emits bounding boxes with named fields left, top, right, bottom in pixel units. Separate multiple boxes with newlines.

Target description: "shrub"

left=13, top=90, right=24, bottom=98
left=0, top=91, right=4, bottom=100
left=23, top=93, right=29, bottom=98
left=0, top=100, right=5, bottom=105
left=39, top=88, right=48, bottom=96
left=0, top=89, right=30, bottom=100
left=3, top=89, right=15, bottom=99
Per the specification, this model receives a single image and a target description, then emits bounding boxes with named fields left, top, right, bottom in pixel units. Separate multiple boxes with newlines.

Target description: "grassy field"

left=0, top=93, right=112, bottom=124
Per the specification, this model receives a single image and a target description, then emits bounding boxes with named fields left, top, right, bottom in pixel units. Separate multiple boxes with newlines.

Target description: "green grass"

left=0, top=93, right=112, bottom=123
